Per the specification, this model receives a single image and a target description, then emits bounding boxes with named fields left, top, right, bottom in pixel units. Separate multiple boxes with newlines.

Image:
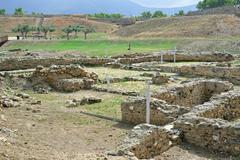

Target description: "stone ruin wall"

left=30, top=65, right=98, bottom=92
left=120, top=80, right=239, bottom=157
left=129, top=64, right=240, bottom=85
left=115, top=124, right=181, bottom=159
left=152, top=80, right=233, bottom=107
left=121, top=97, right=190, bottom=125
left=0, top=57, right=114, bottom=71
left=117, top=52, right=234, bottom=65
left=178, top=65, right=240, bottom=85
left=175, top=91, right=240, bottom=155
left=121, top=80, right=233, bottom=125
left=0, top=52, right=234, bottom=71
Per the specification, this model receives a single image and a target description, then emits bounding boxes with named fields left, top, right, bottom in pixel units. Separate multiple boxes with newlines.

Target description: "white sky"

left=130, top=0, right=201, bottom=8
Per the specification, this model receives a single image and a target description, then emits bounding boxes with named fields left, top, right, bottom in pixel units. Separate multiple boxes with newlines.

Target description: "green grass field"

left=4, top=36, right=176, bottom=57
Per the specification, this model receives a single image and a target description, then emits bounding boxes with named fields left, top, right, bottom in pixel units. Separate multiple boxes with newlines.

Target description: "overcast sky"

left=130, top=0, right=201, bottom=8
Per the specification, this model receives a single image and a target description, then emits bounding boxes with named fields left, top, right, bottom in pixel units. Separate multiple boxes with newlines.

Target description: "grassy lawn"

left=4, top=38, right=176, bottom=57
left=82, top=96, right=124, bottom=119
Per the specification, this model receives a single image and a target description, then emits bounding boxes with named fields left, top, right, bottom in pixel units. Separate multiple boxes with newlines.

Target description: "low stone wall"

left=117, top=52, right=234, bottom=64
left=93, top=86, right=139, bottom=96
left=114, top=124, right=181, bottom=159
left=30, top=65, right=98, bottom=92
left=121, top=97, right=190, bottom=125
left=0, top=52, right=234, bottom=71
left=121, top=80, right=233, bottom=125
left=126, top=63, right=240, bottom=85
left=0, top=57, right=114, bottom=71
left=178, top=65, right=240, bottom=85
left=153, top=79, right=233, bottom=107
left=175, top=91, right=240, bottom=155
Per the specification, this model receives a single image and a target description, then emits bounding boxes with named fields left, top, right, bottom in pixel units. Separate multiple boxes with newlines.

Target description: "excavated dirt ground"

left=0, top=90, right=131, bottom=160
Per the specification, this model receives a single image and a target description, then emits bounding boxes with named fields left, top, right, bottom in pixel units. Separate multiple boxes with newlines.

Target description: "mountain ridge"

left=1, top=0, right=197, bottom=16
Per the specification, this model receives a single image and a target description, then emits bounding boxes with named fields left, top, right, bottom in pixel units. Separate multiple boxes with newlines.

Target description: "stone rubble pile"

left=0, top=93, right=31, bottom=108
left=151, top=72, right=169, bottom=85
left=30, top=65, right=98, bottom=92
left=66, top=97, right=102, bottom=107
left=113, top=124, right=181, bottom=159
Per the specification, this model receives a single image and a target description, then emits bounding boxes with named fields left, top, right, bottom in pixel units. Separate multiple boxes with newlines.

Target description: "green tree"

left=111, top=13, right=123, bottom=19
left=92, top=13, right=123, bottom=19
left=80, top=26, right=95, bottom=39
left=72, top=25, right=84, bottom=38
left=141, top=11, right=152, bottom=19
left=0, top=9, right=6, bottom=15
left=152, top=11, right=167, bottom=18
left=197, top=0, right=240, bottom=10
left=62, top=25, right=73, bottom=40
left=39, top=25, right=55, bottom=39
left=175, top=10, right=185, bottom=16
left=14, top=8, right=24, bottom=16
left=12, top=24, right=31, bottom=39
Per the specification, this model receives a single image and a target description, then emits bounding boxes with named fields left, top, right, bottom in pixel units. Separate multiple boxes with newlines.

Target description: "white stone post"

left=173, top=47, right=177, bottom=63
left=160, top=52, right=163, bottom=64
left=106, top=74, right=111, bottom=91
left=146, top=80, right=151, bottom=124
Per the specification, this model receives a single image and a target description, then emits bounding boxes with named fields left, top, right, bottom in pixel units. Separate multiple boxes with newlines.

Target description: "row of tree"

left=62, top=25, right=95, bottom=40
left=12, top=25, right=55, bottom=39
left=197, top=0, right=240, bottom=10
left=89, top=13, right=124, bottom=19
left=139, top=10, right=185, bottom=19
left=12, top=24, right=95, bottom=40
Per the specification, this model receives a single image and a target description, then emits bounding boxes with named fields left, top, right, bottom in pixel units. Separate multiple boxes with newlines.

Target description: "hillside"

left=1, top=0, right=196, bottom=16
left=115, top=15, right=240, bottom=37
left=0, top=16, right=117, bottom=36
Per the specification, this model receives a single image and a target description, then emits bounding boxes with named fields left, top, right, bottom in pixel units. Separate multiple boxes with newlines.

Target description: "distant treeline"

left=197, top=0, right=240, bottom=10
left=0, top=8, right=184, bottom=19
left=88, top=13, right=124, bottom=19
left=88, top=10, right=185, bottom=22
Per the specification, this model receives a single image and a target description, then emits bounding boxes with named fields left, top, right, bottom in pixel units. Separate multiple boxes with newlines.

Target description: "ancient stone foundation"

left=120, top=80, right=239, bottom=157
left=175, top=91, right=240, bottom=156
left=0, top=57, right=113, bottom=71
left=121, top=80, right=233, bottom=125
left=153, top=79, right=233, bottom=107
left=121, top=97, right=190, bottom=125
left=30, top=65, right=98, bottom=92
left=178, top=65, right=240, bottom=85
left=0, top=52, right=234, bottom=71
left=116, top=52, right=234, bottom=65
left=114, top=124, right=181, bottom=159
